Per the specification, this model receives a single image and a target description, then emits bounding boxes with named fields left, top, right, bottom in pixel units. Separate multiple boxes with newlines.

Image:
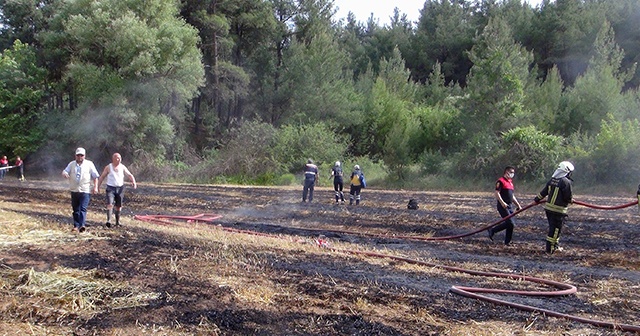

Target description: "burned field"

left=0, top=181, right=639, bottom=335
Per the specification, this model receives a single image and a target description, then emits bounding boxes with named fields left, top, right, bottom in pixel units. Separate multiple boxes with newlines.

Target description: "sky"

left=333, top=0, right=545, bottom=26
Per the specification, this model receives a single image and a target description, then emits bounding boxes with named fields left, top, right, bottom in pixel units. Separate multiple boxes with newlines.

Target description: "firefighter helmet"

left=558, top=161, right=574, bottom=173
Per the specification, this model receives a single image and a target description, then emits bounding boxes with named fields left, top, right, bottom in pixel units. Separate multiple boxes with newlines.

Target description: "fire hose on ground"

left=135, top=198, right=640, bottom=333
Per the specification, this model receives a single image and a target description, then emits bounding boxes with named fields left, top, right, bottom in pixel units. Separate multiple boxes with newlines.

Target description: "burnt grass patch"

left=0, top=181, right=638, bottom=335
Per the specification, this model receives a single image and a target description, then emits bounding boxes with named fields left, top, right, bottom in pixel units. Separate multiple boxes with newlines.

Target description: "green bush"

left=272, top=122, right=348, bottom=173
left=584, top=116, right=640, bottom=185
left=449, top=133, right=500, bottom=179
left=495, top=126, right=564, bottom=181
left=275, top=173, right=297, bottom=186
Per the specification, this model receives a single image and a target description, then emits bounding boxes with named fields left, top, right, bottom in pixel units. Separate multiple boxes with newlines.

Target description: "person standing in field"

left=349, top=164, right=366, bottom=205
left=331, top=161, right=345, bottom=204
left=0, top=156, right=8, bottom=179
left=97, top=153, right=137, bottom=227
left=488, top=166, right=522, bottom=245
left=15, top=156, right=24, bottom=181
left=61, top=147, right=99, bottom=233
left=302, top=159, right=318, bottom=203
left=534, top=161, right=574, bottom=254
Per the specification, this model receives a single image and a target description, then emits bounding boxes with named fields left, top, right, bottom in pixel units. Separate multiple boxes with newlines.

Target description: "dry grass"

left=0, top=186, right=637, bottom=335
left=1, top=267, right=161, bottom=317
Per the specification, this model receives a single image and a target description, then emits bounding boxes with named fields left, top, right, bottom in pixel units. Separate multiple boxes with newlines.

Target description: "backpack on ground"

left=407, top=199, right=419, bottom=210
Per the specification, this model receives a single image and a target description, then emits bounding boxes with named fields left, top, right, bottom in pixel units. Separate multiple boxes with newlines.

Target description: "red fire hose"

left=134, top=198, right=640, bottom=333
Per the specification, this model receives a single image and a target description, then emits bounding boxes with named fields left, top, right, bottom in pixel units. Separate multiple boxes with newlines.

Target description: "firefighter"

left=331, top=161, right=345, bottom=204
left=534, top=161, right=574, bottom=254
left=302, top=159, right=318, bottom=203
left=349, top=165, right=366, bottom=205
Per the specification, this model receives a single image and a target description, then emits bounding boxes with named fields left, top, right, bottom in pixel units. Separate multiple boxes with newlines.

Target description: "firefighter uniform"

left=534, top=161, right=574, bottom=254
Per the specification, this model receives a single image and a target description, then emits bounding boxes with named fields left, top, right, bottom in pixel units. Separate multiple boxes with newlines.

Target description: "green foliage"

left=41, top=0, right=204, bottom=162
left=411, top=0, right=475, bottom=85
left=524, top=66, right=564, bottom=133
left=495, top=126, right=564, bottom=180
left=271, top=122, right=348, bottom=174
left=561, top=21, right=631, bottom=135
left=3, top=0, right=640, bottom=191
left=382, top=114, right=420, bottom=180
left=449, top=133, right=499, bottom=179
left=0, top=40, right=47, bottom=156
left=274, top=173, right=297, bottom=186
left=280, top=30, right=361, bottom=127
left=412, top=104, right=464, bottom=155
left=586, top=115, right=640, bottom=184
left=200, top=121, right=278, bottom=179
left=464, top=16, right=534, bottom=136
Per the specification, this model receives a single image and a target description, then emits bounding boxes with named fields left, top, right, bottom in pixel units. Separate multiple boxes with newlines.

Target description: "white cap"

left=75, top=147, right=86, bottom=156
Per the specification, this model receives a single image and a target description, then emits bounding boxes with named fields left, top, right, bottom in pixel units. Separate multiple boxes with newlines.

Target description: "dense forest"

left=1, top=0, right=640, bottom=188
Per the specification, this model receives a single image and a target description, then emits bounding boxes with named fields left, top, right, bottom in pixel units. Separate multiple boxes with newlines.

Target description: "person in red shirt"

left=0, top=156, right=8, bottom=179
left=15, top=156, right=24, bottom=181
left=488, top=166, right=522, bottom=245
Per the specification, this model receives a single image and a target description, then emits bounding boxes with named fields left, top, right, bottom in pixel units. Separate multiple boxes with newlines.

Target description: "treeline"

left=1, top=0, right=640, bottom=187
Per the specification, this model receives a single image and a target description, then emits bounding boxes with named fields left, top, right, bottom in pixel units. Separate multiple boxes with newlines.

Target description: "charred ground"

left=0, top=180, right=638, bottom=335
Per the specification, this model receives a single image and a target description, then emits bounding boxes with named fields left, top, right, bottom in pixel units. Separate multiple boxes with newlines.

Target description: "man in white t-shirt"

left=97, top=153, right=137, bottom=227
left=62, top=147, right=100, bottom=232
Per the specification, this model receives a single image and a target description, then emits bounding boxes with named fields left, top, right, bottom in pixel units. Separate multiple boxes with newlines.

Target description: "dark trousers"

left=491, top=203, right=515, bottom=244
left=349, top=185, right=362, bottom=204
left=545, top=210, right=566, bottom=253
left=106, top=185, right=125, bottom=208
left=71, top=192, right=91, bottom=228
left=334, top=180, right=344, bottom=202
left=302, top=179, right=315, bottom=202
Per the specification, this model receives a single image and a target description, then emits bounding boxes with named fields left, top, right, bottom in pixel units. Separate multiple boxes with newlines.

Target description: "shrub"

left=586, top=116, right=640, bottom=185
left=200, top=121, right=278, bottom=181
left=495, top=126, right=564, bottom=181
left=272, top=122, right=348, bottom=173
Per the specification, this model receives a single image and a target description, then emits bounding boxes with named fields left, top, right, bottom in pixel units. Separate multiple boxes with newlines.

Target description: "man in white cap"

left=61, top=147, right=100, bottom=232
left=534, top=161, right=574, bottom=254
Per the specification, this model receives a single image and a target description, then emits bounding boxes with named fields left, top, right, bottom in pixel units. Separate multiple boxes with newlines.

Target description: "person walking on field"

left=61, top=147, right=99, bottom=233
left=15, top=156, right=24, bottom=181
left=331, top=161, right=345, bottom=204
left=97, top=153, right=137, bottom=227
left=534, top=161, right=574, bottom=254
left=302, top=159, right=318, bottom=203
left=349, top=164, right=366, bottom=205
left=488, top=166, right=522, bottom=245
